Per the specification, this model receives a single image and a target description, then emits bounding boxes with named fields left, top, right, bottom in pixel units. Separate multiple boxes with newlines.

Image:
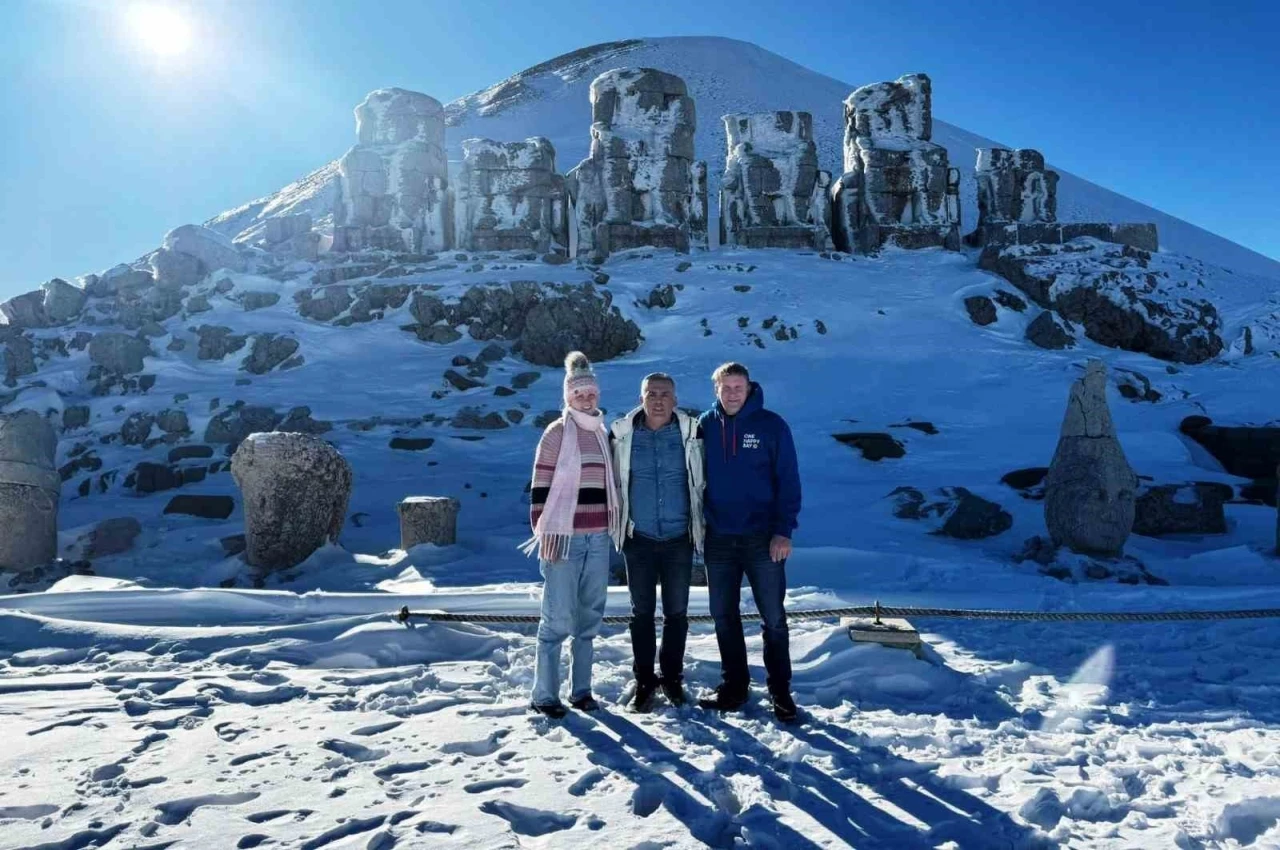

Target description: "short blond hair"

left=711, top=362, right=750, bottom=385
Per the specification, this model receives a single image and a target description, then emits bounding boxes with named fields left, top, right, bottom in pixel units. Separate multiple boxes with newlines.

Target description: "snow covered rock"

left=1, top=328, right=36, bottom=387
left=1025, top=311, right=1075, bottom=350
left=82, top=516, right=142, bottom=559
left=889, top=486, right=1012, bottom=539
left=516, top=283, right=641, bottom=366
left=719, top=111, right=832, bottom=250
left=455, top=137, right=570, bottom=254
left=230, top=432, right=352, bottom=571
left=0, top=410, right=60, bottom=571
left=981, top=239, right=1223, bottom=363
left=333, top=88, right=450, bottom=254
left=831, top=73, right=961, bottom=253
left=163, top=224, right=247, bottom=274
left=87, top=332, right=151, bottom=375
left=1044, top=361, right=1136, bottom=556
left=149, top=247, right=204, bottom=291
left=260, top=213, right=318, bottom=260
left=1131, top=482, right=1232, bottom=537
left=241, top=333, right=300, bottom=375
left=1178, top=415, right=1280, bottom=479
left=204, top=403, right=284, bottom=448
left=1, top=279, right=86, bottom=329
left=566, top=68, right=708, bottom=259
left=398, top=496, right=461, bottom=548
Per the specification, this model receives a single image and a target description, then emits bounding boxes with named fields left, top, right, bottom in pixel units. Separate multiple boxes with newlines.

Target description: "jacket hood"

left=712, top=381, right=764, bottom=420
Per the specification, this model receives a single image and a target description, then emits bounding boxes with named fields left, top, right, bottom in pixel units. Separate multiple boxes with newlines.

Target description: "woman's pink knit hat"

left=563, top=351, right=598, bottom=403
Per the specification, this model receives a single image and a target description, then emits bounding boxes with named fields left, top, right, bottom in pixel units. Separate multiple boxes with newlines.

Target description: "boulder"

left=981, top=239, right=1222, bottom=364
left=131, top=462, right=181, bottom=494
left=196, top=325, right=249, bottom=361
left=0, top=291, right=49, bottom=328
left=42, top=278, right=87, bottom=325
left=1001, top=467, right=1048, bottom=500
left=517, top=284, right=641, bottom=366
left=164, top=495, right=235, bottom=520
left=120, top=412, right=155, bottom=445
left=1044, top=361, right=1136, bottom=555
left=719, top=111, right=832, bottom=250
left=565, top=68, right=708, bottom=259
left=296, top=285, right=353, bottom=322
left=1132, top=482, right=1232, bottom=537
left=240, top=291, right=281, bottom=311
left=150, top=247, right=205, bottom=290
left=1178, top=416, right=1280, bottom=479
left=451, top=407, right=509, bottom=430
left=2, top=330, right=36, bottom=387
left=169, top=444, right=214, bottom=462
left=204, top=404, right=284, bottom=447
left=163, top=224, right=246, bottom=273
left=62, top=405, right=91, bottom=431
left=0, top=411, right=60, bottom=570
left=1025, top=311, right=1075, bottom=350
left=156, top=409, right=190, bottom=435
left=833, top=432, right=905, bottom=461
left=242, top=334, right=300, bottom=374
left=230, top=432, right=353, bottom=570
left=84, top=517, right=142, bottom=559
left=964, top=295, right=997, bottom=326
left=890, top=486, right=1013, bottom=539
left=88, top=333, right=151, bottom=375
left=280, top=406, right=332, bottom=435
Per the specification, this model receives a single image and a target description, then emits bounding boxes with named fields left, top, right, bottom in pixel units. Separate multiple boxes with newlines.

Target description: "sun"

left=128, top=4, right=192, bottom=57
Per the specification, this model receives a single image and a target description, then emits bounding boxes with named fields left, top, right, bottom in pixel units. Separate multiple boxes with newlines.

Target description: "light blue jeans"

left=532, top=532, right=611, bottom=707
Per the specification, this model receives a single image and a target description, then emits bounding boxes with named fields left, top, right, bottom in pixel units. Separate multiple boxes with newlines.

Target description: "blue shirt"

left=629, top=414, right=690, bottom=541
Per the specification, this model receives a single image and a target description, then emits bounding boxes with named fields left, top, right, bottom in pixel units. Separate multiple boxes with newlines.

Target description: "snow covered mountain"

left=209, top=36, right=1280, bottom=280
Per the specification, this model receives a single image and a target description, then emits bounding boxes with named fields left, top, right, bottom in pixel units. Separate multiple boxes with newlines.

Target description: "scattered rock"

left=993, top=290, right=1027, bottom=312
left=0, top=411, right=60, bottom=569
left=280, top=406, right=332, bottom=434
left=84, top=517, right=142, bottom=558
left=533, top=410, right=560, bottom=429
left=833, top=432, right=905, bottom=461
left=1115, top=369, right=1162, bottom=403
left=156, top=410, right=190, bottom=435
left=1179, top=416, right=1280, bottom=479
left=675, top=261, right=692, bottom=273
left=62, top=405, right=90, bottom=431
left=150, top=247, right=204, bottom=291
left=890, top=486, right=1013, bottom=539
left=1001, top=467, right=1048, bottom=500
left=964, top=295, right=997, bottom=326
left=1025, top=312, right=1075, bottom=350
left=643, top=285, right=677, bottom=309
left=240, top=291, right=281, bottom=312
left=88, top=333, right=151, bottom=375
left=494, top=386, right=516, bottom=397
left=169, top=444, right=214, bottom=463
left=444, top=369, right=483, bottom=391
left=204, top=404, right=284, bottom=448
left=511, top=372, right=541, bottom=389
left=390, top=437, right=435, bottom=451
left=242, top=334, right=300, bottom=375
left=477, top=343, right=507, bottom=362
left=120, top=412, right=155, bottom=446
left=220, top=534, right=247, bottom=556
left=296, top=285, right=353, bottom=322
left=196, top=325, right=248, bottom=361
left=163, top=224, right=246, bottom=273
left=164, top=495, right=235, bottom=520
left=1132, top=482, right=1232, bottom=537
left=132, top=462, right=181, bottom=494
left=890, top=421, right=938, bottom=435
left=451, top=407, right=509, bottom=430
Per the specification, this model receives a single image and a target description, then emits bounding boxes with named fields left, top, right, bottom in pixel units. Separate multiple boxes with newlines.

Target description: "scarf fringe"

left=518, top=533, right=573, bottom=562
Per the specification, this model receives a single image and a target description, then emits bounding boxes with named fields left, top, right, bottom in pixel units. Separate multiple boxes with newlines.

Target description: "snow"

left=3, top=240, right=1280, bottom=847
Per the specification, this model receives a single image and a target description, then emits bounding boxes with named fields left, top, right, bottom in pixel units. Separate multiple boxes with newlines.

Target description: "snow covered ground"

left=3, top=245, right=1280, bottom=848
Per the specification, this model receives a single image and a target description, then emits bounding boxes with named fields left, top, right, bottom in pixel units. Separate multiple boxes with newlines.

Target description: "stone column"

left=0, top=411, right=60, bottom=570
left=398, top=497, right=461, bottom=548
left=230, top=432, right=352, bottom=570
left=1043, top=361, right=1136, bottom=555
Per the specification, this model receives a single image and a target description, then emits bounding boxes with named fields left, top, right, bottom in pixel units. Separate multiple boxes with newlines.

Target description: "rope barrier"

left=394, top=601, right=1280, bottom=627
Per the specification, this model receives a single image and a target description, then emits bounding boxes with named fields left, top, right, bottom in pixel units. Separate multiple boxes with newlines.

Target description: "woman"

left=521, top=351, right=622, bottom=717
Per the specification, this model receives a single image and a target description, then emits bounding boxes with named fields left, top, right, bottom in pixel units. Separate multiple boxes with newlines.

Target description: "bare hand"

left=769, top=535, right=792, bottom=563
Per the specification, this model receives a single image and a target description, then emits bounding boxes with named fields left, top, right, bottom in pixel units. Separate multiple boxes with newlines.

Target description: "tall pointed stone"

left=1044, top=360, right=1136, bottom=555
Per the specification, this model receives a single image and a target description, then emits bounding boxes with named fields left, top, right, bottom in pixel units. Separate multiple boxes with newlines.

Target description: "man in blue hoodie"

left=696, top=362, right=801, bottom=722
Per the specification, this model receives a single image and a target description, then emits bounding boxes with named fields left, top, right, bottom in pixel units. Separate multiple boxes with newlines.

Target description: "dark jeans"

left=705, top=531, right=790, bottom=695
left=623, top=533, right=693, bottom=686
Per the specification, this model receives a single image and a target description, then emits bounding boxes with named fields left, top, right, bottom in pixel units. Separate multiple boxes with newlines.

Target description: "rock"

left=1115, top=369, right=1162, bottom=403
left=169, top=444, right=214, bottom=463
left=262, top=214, right=313, bottom=247
left=833, top=432, right=905, bottom=461
left=280, top=406, right=332, bottom=435
left=240, top=291, right=281, bottom=311
left=890, top=420, right=938, bottom=435
left=120, top=412, right=155, bottom=445
left=1044, top=361, right=1136, bottom=555
left=334, top=88, right=450, bottom=253
left=398, top=496, right=461, bottom=548
left=242, top=334, right=300, bottom=374
left=1015, top=535, right=1166, bottom=585
left=220, top=534, right=247, bottom=556
left=964, top=295, right=997, bottom=326
left=444, top=369, right=482, bottom=391
left=511, top=371, right=541, bottom=389
left=831, top=74, right=961, bottom=253
left=132, top=462, right=181, bottom=494
left=592, top=272, right=610, bottom=285
left=42, top=278, right=87, bottom=325
left=296, top=285, right=353, bottom=322
left=150, top=247, right=205, bottom=290
left=163, top=224, right=246, bottom=273
left=164, top=495, right=235, bottom=520
left=644, top=284, right=677, bottom=309
left=477, top=343, right=507, bottom=363
left=517, top=284, right=641, bottom=366
left=720, top=111, right=833, bottom=250
left=1001, top=467, right=1048, bottom=500
left=0, top=411, right=60, bottom=570
left=533, top=410, right=560, bottom=429
left=1132, top=482, right=1232, bottom=537
left=0, top=290, right=49, bottom=328
left=1025, top=311, right=1075, bottom=350
left=155, top=409, right=190, bottom=435
left=84, top=517, right=142, bottom=559
left=196, top=325, right=248, bottom=361
left=506, top=409, right=524, bottom=424
left=2, top=331, right=36, bottom=387
left=456, top=137, right=570, bottom=253
left=1178, top=416, right=1280, bottom=480
left=965, top=148, right=1059, bottom=248
left=88, top=332, right=151, bottom=375
left=494, top=386, right=516, bottom=397
left=890, top=486, right=1012, bottom=539
left=993, top=290, right=1027, bottom=312
left=541, top=252, right=571, bottom=265
left=451, top=407, right=509, bottom=430
left=230, top=432, right=353, bottom=570
left=566, top=68, right=708, bottom=259
left=62, top=405, right=90, bottom=431
left=980, top=240, right=1221, bottom=364
left=204, top=404, right=283, bottom=447
left=215, top=278, right=235, bottom=294
left=390, top=437, right=434, bottom=451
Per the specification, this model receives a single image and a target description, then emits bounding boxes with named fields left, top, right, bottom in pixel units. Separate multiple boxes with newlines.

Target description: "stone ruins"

left=720, top=111, right=832, bottom=250
left=333, top=88, right=452, bottom=254
left=831, top=73, right=962, bottom=253
left=455, top=137, right=570, bottom=255
left=566, top=68, right=709, bottom=260
left=0, top=411, right=59, bottom=571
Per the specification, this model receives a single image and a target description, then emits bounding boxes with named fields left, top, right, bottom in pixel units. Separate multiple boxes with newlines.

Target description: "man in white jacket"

left=610, top=372, right=705, bottom=711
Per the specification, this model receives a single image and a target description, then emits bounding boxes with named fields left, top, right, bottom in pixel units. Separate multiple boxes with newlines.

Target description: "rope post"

left=874, top=600, right=882, bottom=626
left=397, top=606, right=411, bottom=624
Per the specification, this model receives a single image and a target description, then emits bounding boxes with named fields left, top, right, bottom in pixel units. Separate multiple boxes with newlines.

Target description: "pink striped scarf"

left=519, top=407, right=621, bottom=562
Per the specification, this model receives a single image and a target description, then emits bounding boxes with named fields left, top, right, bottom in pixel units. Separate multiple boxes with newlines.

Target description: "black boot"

left=770, top=690, right=798, bottom=723
left=698, top=686, right=748, bottom=712
left=631, top=680, right=658, bottom=713
left=660, top=677, right=687, bottom=707
left=570, top=694, right=600, bottom=712
left=530, top=701, right=567, bottom=719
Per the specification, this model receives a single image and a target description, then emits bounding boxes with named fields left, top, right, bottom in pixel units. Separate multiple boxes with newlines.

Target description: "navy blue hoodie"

left=698, top=382, right=801, bottom=538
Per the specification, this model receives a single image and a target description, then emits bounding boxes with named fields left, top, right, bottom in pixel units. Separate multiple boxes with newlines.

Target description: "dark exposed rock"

left=890, top=486, right=1013, bottom=539
left=477, top=342, right=507, bottom=362
left=833, top=432, right=905, bottom=461
left=156, top=409, right=190, bottom=435
left=494, top=386, right=517, bottom=397
left=62, top=405, right=90, bottom=431
left=132, top=462, right=181, bottom=494
left=242, top=333, right=300, bottom=374
left=993, top=290, right=1027, bottom=312
left=204, top=404, right=284, bottom=447
left=1132, top=482, right=1232, bottom=537
left=240, top=291, right=282, bottom=311
left=280, top=406, right=332, bottom=434
left=451, top=407, right=509, bottom=430
left=295, top=285, right=353, bottom=322
left=164, top=495, right=235, bottom=520
left=1179, top=416, right=1280, bottom=479
left=1001, top=467, right=1049, bottom=499
left=533, top=410, right=560, bottom=429
left=196, top=325, right=248, bottom=361
left=120, top=413, right=155, bottom=446
left=1025, top=312, right=1075, bottom=350
left=444, top=369, right=483, bottom=391
left=511, top=372, right=541, bottom=389
left=390, top=437, right=435, bottom=451
left=964, top=295, right=997, bottom=326
left=643, top=284, right=677, bottom=309
left=88, top=332, right=151, bottom=375
left=169, top=444, right=214, bottom=463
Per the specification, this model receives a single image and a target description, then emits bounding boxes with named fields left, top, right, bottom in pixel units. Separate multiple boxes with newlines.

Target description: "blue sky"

left=2, top=0, right=1277, bottom=299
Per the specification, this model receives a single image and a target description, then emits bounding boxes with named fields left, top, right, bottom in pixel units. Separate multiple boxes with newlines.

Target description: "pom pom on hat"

left=563, top=350, right=599, bottom=402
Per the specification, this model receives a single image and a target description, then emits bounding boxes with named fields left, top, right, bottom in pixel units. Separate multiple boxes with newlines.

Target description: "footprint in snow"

left=479, top=800, right=577, bottom=837
left=154, top=791, right=260, bottom=825
left=320, top=739, right=388, bottom=762
left=463, top=777, right=528, bottom=793
left=439, top=728, right=510, bottom=757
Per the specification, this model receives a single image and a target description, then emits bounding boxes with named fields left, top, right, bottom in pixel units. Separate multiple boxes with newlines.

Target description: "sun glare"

left=128, top=4, right=192, bottom=57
